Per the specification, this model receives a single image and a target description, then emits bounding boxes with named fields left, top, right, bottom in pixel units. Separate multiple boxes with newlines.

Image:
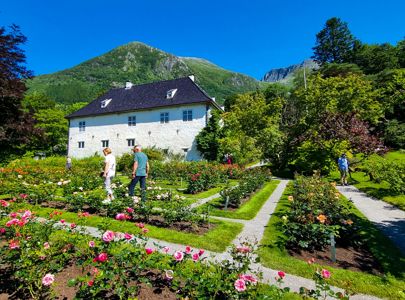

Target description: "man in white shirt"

left=102, top=147, right=116, bottom=203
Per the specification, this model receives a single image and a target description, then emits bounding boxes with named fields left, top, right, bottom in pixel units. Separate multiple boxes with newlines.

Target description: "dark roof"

left=66, top=76, right=221, bottom=119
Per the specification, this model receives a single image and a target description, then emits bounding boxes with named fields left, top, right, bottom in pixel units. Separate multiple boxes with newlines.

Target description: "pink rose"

left=163, top=246, right=170, bottom=253
left=42, top=273, right=55, bottom=286
left=277, top=271, right=286, bottom=279
left=126, top=207, right=134, bottom=213
left=0, top=200, right=9, bottom=207
left=9, top=212, right=17, bottom=218
left=0, top=228, right=5, bottom=234
left=136, top=222, right=145, bottom=228
left=321, top=269, right=331, bottom=279
left=87, top=280, right=94, bottom=287
left=236, top=246, right=251, bottom=253
left=239, top=274, right=257, bottom=284
left=60, top=219, right=65, bottom=224
left=115, top=213, right=126, bottom=220
left=124, top=233, right=133, bottom=240
left=198, top=249, right=205, bottom=256
left=173, top=251, right=184, bottom=261
left=70, top=223, right=76, bottom=229
left=234, top=279, right=246, bottom=292
left=22, top=210, right=32, bottom=219
left=192, top=253, right=199, bottom=262
left=142, top=228, right=149, bottom=234
left=145, top=248, right=154, bottom=255
left=185, top=246, right=191, bottom=254
left=43, top=242, right=50, bottom=249
left=102, top=230, right=115, bottom=243
left=165, top=270, right=174, bottom=280
left=9, top=240, right=19, bottom=249
left=88, top=241, right=95, bottom=248
left=96, top=252, right=108, bottom=262
left=6, top=218, right=19, bottom=227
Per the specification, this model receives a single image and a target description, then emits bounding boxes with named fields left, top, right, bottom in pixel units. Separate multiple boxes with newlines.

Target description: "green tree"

left=397, top=39, right=405, bottom=68
left=312, top=17, right=358, bottom=65
left=353, top=43, right=399, bottom=74
left=196, top=110, right=223, bottom=161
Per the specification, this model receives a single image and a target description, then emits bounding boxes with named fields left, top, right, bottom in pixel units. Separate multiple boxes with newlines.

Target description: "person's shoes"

left=102, top=199, right=111, bottom=205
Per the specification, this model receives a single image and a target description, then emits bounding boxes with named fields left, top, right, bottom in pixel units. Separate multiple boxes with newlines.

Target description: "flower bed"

left=0, top=201, right=347, bottom=300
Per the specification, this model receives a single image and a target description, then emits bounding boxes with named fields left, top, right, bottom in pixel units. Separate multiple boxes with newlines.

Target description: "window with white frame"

left=79, top=121, right=86, bottom=132
left=183, top=110, right=192, bottom=121
left=128, top=116, right=136, bottom=126
left=160, top=112, right=169, bottom=123
left=78, top=141, right=85, bottom=148
left=102, top=140, right=109, bottom=147
left=127, top=139, right=135, bottom=147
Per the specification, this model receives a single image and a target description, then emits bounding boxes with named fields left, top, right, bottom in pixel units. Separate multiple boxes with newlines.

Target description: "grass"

left=197, top=180, right=280, bottom=220
left=16, top=203, right=243, bottom=253
left=258, top=183, right=405, bottom=300
left=329, top=150, right=405, bottom=210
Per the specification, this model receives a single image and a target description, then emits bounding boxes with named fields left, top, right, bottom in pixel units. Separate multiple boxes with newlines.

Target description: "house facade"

left=66, top=76, right=221, bottom=160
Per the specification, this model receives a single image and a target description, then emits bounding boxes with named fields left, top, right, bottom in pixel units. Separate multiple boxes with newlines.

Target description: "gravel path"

left=336, top=185, right=405, bottom=255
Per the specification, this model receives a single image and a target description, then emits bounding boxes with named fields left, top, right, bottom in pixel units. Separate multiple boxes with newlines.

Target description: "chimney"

left=125, top=81, right=133, bottom=89
left=188, top=75, right=195, bottom=82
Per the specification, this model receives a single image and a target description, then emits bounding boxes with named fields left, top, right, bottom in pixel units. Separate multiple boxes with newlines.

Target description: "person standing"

left=128, top=145, right=149, bottom=201
left=66, top=156, right=72, bottom=171
left=102, top=147, right=116, bottom=203
left=338, top=153, right=349, bottom=186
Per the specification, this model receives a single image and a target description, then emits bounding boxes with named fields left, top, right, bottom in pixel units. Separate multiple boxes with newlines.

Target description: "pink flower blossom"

left=0, top=200, right=9, bottom=207
left=18, top=219, right=27, bottom=227
left=70, top=223, right=76, bottom=229
left=19, top=194, right=28, bottom=200
left=22, top=210, right=32, bottom=219
left=102, top=230, right=115, bottom=243
left=173, top=251, right=184, bottom=262
left=165, top=270, right=174, bottom=280
left=198, top=249, right=205, bottom=256
left=9, top=212, right=17, bottom=218
left=185, top=246, right=191, bottom=254
left=163, top=246, right=170, bottom=253
left=6, top=218, right=19, bottom=227
left=321, top=269, right=331, bottom=279
left=87, top=280, right=94, bottom=287
left=9, top=240, right=20, bottom=249
left=96, top=252, right=108, bottom=262
left=239, top=274, right=257, bottom=284
left=42, top=273, right=55, bottom=286
left=39, top=255, right=46, bottom=260
left=43, top=242, right=50, bottom=249
left=192, top=253, right=199, bottom=262
left=307, top=258, right=315, bottom=265
left=60, top=219, right=65, bottom=224
left=145, top=248, right=154, bottom=255
left=277, top=271, right=286, bottom=279
left=236, top=246, right=251, bottom=253
left=115, top=213, right=127, bottom=220
left=126, top=207, right=134, bottom=213
left=142, top=228, right=149, bottom=234
left=234, top=279, right=246, bottom=292
left=124, top=233, right=133, bottom=240
left=136, top=222, right=145, bottom=229
left=88, top=241, right=95, bottom=248
left=0, top=228, right=5, bottom=234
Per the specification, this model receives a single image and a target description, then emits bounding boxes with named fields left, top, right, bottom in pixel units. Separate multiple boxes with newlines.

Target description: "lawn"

left=197, top=180, right=280, bottom=220
left=329, top=150, right=405, bottom=210
left=258, top=183, right=405, bottom=299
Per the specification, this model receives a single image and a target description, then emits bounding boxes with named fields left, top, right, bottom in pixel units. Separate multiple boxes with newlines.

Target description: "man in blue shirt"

left=338, top=153, right=349, bottom=186
left=128, top=145, right=149, bottom=200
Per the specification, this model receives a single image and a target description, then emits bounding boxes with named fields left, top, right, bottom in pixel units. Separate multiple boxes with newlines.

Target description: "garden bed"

left=198, top=180, right=279, bottom=220
left=259, top=182, right=405, bottom=299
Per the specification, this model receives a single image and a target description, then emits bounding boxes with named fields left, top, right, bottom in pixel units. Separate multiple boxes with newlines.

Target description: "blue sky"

left=1, top=0, right=404, bottom=79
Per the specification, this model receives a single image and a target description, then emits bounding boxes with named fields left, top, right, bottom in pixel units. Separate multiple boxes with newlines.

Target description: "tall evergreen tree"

left=312, top=17, right=357, bottom=65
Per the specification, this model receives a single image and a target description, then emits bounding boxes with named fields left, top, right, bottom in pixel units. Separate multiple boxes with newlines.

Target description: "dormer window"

left=101, top=98, right=112, bottom=108
left=166, top=89, right=177, bottom=99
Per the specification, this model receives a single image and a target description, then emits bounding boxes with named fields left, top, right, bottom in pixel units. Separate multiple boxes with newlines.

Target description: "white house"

left=66, top=76, right=222, bottom=160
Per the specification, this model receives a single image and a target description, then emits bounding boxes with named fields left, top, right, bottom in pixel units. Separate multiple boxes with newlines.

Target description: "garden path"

left=60, top=179, right=379, bottom=299
left=189, top=192, right=221, bottom=209
left=337, top=185, right=405, bottom=255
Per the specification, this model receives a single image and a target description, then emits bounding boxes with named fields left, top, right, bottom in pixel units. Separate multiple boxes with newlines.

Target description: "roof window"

left=166, top=89, right=177, bottom=99
left=101, top=98, right=112, bottom=108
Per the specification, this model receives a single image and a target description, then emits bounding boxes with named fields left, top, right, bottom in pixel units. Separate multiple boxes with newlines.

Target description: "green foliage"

left=318, top=63, right=363, bottom=77
left=353, top=43, right=399, bottom=74
left=384, top=119, right=405, bottom=148
left=312, top=17, right=358, bottom=65
left=196, top=110, right=223, bottom=161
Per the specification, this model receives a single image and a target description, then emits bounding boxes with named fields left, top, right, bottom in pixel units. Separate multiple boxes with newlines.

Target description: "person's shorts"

left=339, top=168, right=348, bottom=177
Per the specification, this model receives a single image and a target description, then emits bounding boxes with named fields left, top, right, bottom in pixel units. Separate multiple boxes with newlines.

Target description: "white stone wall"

left=68, top=104, right=212, bottom=160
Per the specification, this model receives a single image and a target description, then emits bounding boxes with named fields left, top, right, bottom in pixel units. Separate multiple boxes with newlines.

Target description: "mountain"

left=27, top=42, right=266, bottom=105
left=262, top=59, right=319, bottom=83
